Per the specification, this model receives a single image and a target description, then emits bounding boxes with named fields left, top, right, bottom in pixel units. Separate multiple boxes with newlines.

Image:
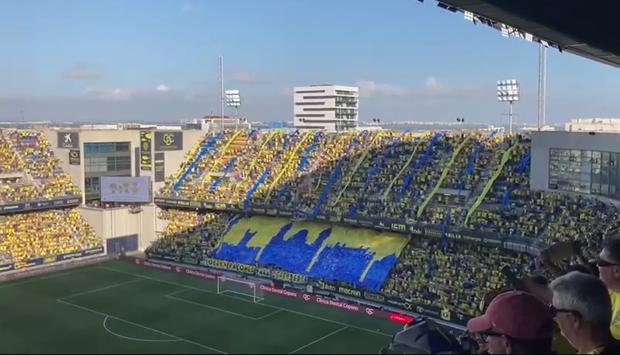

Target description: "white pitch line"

left=58, top=278, right=142, bottom=301
left=98, top=266, right=273, bottom=309
left=99, top=265, right=392, bottom=338
left=38, top=269, right=81, bottom=280
left=167, top=290, right=282, bottom=321
left=288, top=326, right=348, bottom=354
left=57, top=298, right=226, bottom=354
left=103, top=316, right=179, bottom=343
left=165, top=294, right=259, bottom=321
left=255, top=309, right=284, bottom=321
left=0, top=269, right=82, bottom=290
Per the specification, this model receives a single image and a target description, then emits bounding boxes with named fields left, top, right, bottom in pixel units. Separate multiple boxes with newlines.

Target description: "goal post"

left=216, top=275, right=265, bottom=303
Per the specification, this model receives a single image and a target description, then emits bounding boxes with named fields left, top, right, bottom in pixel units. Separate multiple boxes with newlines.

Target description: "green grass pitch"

left=0, top=260, right=402, bottom=354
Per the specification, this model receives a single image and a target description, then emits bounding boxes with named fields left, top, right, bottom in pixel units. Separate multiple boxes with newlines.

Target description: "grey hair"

left=549, top=271, right=611, bottom=330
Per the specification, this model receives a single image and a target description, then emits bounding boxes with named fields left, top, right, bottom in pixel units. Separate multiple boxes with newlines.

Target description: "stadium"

left=3, top=1, right=620, bottom=354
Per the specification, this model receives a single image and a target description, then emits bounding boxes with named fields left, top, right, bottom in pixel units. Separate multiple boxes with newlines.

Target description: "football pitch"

left=0, top=260, right=401, bottom=354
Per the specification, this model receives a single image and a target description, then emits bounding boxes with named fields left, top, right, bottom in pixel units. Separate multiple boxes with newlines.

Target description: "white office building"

left=293, top=85, right=359, bottom=132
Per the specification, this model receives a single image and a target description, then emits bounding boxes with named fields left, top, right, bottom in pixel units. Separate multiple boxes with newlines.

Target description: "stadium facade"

left=531, top=131, right=620, bottom=200
left=40, top=126, right=204, bottom=253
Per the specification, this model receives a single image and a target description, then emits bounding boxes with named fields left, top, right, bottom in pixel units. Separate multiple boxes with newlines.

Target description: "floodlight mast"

left=219, top=56, right=224, bottom=132
left=497, top=80, right=520, bottom=134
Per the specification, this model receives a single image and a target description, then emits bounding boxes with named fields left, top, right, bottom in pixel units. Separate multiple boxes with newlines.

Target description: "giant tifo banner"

left=101, top=176, right=151, bottom=203
left=207, top=216, right=408, bottom=292
left=132, top=257, right=414, bottom=325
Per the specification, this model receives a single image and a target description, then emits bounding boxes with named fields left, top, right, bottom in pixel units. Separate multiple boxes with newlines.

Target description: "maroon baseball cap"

left=467, top=291, right=554, bottom=340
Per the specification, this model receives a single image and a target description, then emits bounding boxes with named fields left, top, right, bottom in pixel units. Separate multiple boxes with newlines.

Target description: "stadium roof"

left=436, top=0, right=620, bottom=69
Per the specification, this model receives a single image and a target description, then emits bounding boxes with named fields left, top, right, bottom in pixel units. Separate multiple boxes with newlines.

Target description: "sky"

left=1, top=0, right=619, bottom=125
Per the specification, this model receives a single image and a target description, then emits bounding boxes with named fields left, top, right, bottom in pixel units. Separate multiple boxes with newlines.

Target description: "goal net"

left=217, top=275, right=265, bottom=303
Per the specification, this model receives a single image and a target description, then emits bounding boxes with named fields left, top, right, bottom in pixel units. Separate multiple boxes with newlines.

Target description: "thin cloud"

left=85, top=85, right=186, bottom=102
left=417, top=77, right=487, bottom=99
left=425, top=76, right=442, bottom=91
left=85, top=87, right=131, bottom=101
left=231, top=71, right=267, bottom=84
left=63, top=66, right=101, bottom=80
left=155, top=84, right=170, bottom=92
left=357, top=80, right=408, bottom=98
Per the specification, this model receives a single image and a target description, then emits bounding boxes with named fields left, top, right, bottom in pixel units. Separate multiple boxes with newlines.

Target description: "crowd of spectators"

left=158, top=129, right=620, bottom=253
left=0, top=129, right=103, bottom=269
left=146, top=209, right=231, bottom=262
left=0, top=130, right=80, bottom=205
left=0, top=208, right=101, bottom=265
left=383, top=238, right=531, bottom=318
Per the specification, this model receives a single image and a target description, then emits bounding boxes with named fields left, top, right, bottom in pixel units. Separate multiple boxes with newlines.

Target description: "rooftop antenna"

left=219, top=55, right=224, bottom=132
left=537, top=43, right=548, bottom=130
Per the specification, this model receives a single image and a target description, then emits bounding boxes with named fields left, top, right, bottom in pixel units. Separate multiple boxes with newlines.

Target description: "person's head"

left=598, top=239, right=620, bottom=290
left=467, top=291, right=554, bottom=354
left=549, top=271, right=612, bottom=353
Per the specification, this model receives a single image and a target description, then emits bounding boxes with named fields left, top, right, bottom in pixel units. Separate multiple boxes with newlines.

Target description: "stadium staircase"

left=264, top=131, right=314, bottom=201
left=172, top=134, right=222, bottom=191
left=499, top=152, right=530, bottom=209
left=274, top=132, right=323, bottom=200
left=382, top=136, right=425, bottom=201
left=464, top=143, right=520, bottom=225
left=459, top=142, right=484, bottom=195
left=248, top=130, right=279, bottom=170
left=297, top=131, right=322, bottom=173
left=204, top=130, right=245, bottom=177
left=233, top=130, right=283, bottom=205
left=397, top=132, right=443, bottom=201
left=313, top=159, right=345, bottom=217
left=243, top=169, right=270, bottom=209
left=458, top=131, right=498, bottom=195
left=416, top=136, right=472, bottom=219
left=348, top=137, right=400, bottom=217
left=209, top=157, right=237, bottom=191
left=207, top=133, right=250, bottom=192
left=330, top=132, right=382, bottom=207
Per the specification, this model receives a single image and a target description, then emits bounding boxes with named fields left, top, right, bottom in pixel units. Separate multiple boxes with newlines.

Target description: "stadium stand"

left=0, top=130, right=103, bottom=271
left=0, top=209, right=101, bottom=264
left=0, top=130, right=81, bottom=204
left=146, top=209, right=231, bottom=263
left=152, top=128, right=620, bottom=322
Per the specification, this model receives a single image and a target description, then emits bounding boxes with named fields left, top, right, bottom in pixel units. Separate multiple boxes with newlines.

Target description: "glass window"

left=547, top=148, right=620, bottom=196
left=116, top=142, right=130, bottom=152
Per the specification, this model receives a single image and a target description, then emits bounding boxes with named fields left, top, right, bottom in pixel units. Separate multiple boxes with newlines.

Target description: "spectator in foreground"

left=597, top=239, right=620, bottom=340
left=467, top=291, right=554, bottom=354
left=549, top=271, right=620, bottom=354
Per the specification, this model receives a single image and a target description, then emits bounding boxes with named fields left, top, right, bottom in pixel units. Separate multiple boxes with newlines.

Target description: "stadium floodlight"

left=225, top=89, right=241, bottom=128
left=464, top=11, right=474, bottom=22
left=456, top=117, right=465, bottom=134
left=497, top=79, right=520, bottom=134
left=225, top=89, right=241, bottom=109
